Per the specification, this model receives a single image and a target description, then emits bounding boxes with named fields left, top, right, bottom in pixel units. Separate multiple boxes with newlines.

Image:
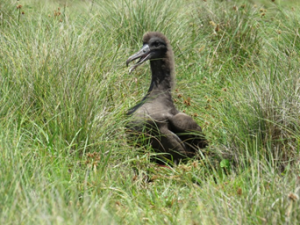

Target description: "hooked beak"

left=126, top=44, right=151, bottom=73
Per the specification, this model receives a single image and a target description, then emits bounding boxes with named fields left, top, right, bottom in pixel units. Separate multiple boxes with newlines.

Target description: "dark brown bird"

left=126, top=32, right=208, bottom=163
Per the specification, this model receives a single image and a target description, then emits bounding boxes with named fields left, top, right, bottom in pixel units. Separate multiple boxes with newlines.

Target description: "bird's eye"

left=153, top=41, right=159, bottom=47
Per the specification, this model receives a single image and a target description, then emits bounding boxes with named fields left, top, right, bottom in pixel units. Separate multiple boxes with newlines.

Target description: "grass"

left=1, top=0, right=300, bottom=224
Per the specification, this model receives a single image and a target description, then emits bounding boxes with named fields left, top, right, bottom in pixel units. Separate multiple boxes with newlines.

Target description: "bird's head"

left=126, top=32, right=169, bottom=73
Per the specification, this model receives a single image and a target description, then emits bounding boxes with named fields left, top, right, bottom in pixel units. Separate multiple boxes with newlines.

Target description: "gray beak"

left=126, top=44, right=151, bottom=73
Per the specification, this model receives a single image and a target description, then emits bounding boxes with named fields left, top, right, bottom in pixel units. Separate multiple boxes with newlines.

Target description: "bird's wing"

left=168, top=113, right=208, bottom=149
left=154, top=124, right=196, bottom=159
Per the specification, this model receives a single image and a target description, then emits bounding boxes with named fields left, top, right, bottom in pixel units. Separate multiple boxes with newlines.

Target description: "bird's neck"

left=147, top=58, right=174, bottom=97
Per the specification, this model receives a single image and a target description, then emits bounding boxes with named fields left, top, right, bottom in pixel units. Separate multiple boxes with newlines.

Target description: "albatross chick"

left=126, top=32, right=208, bottom=163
